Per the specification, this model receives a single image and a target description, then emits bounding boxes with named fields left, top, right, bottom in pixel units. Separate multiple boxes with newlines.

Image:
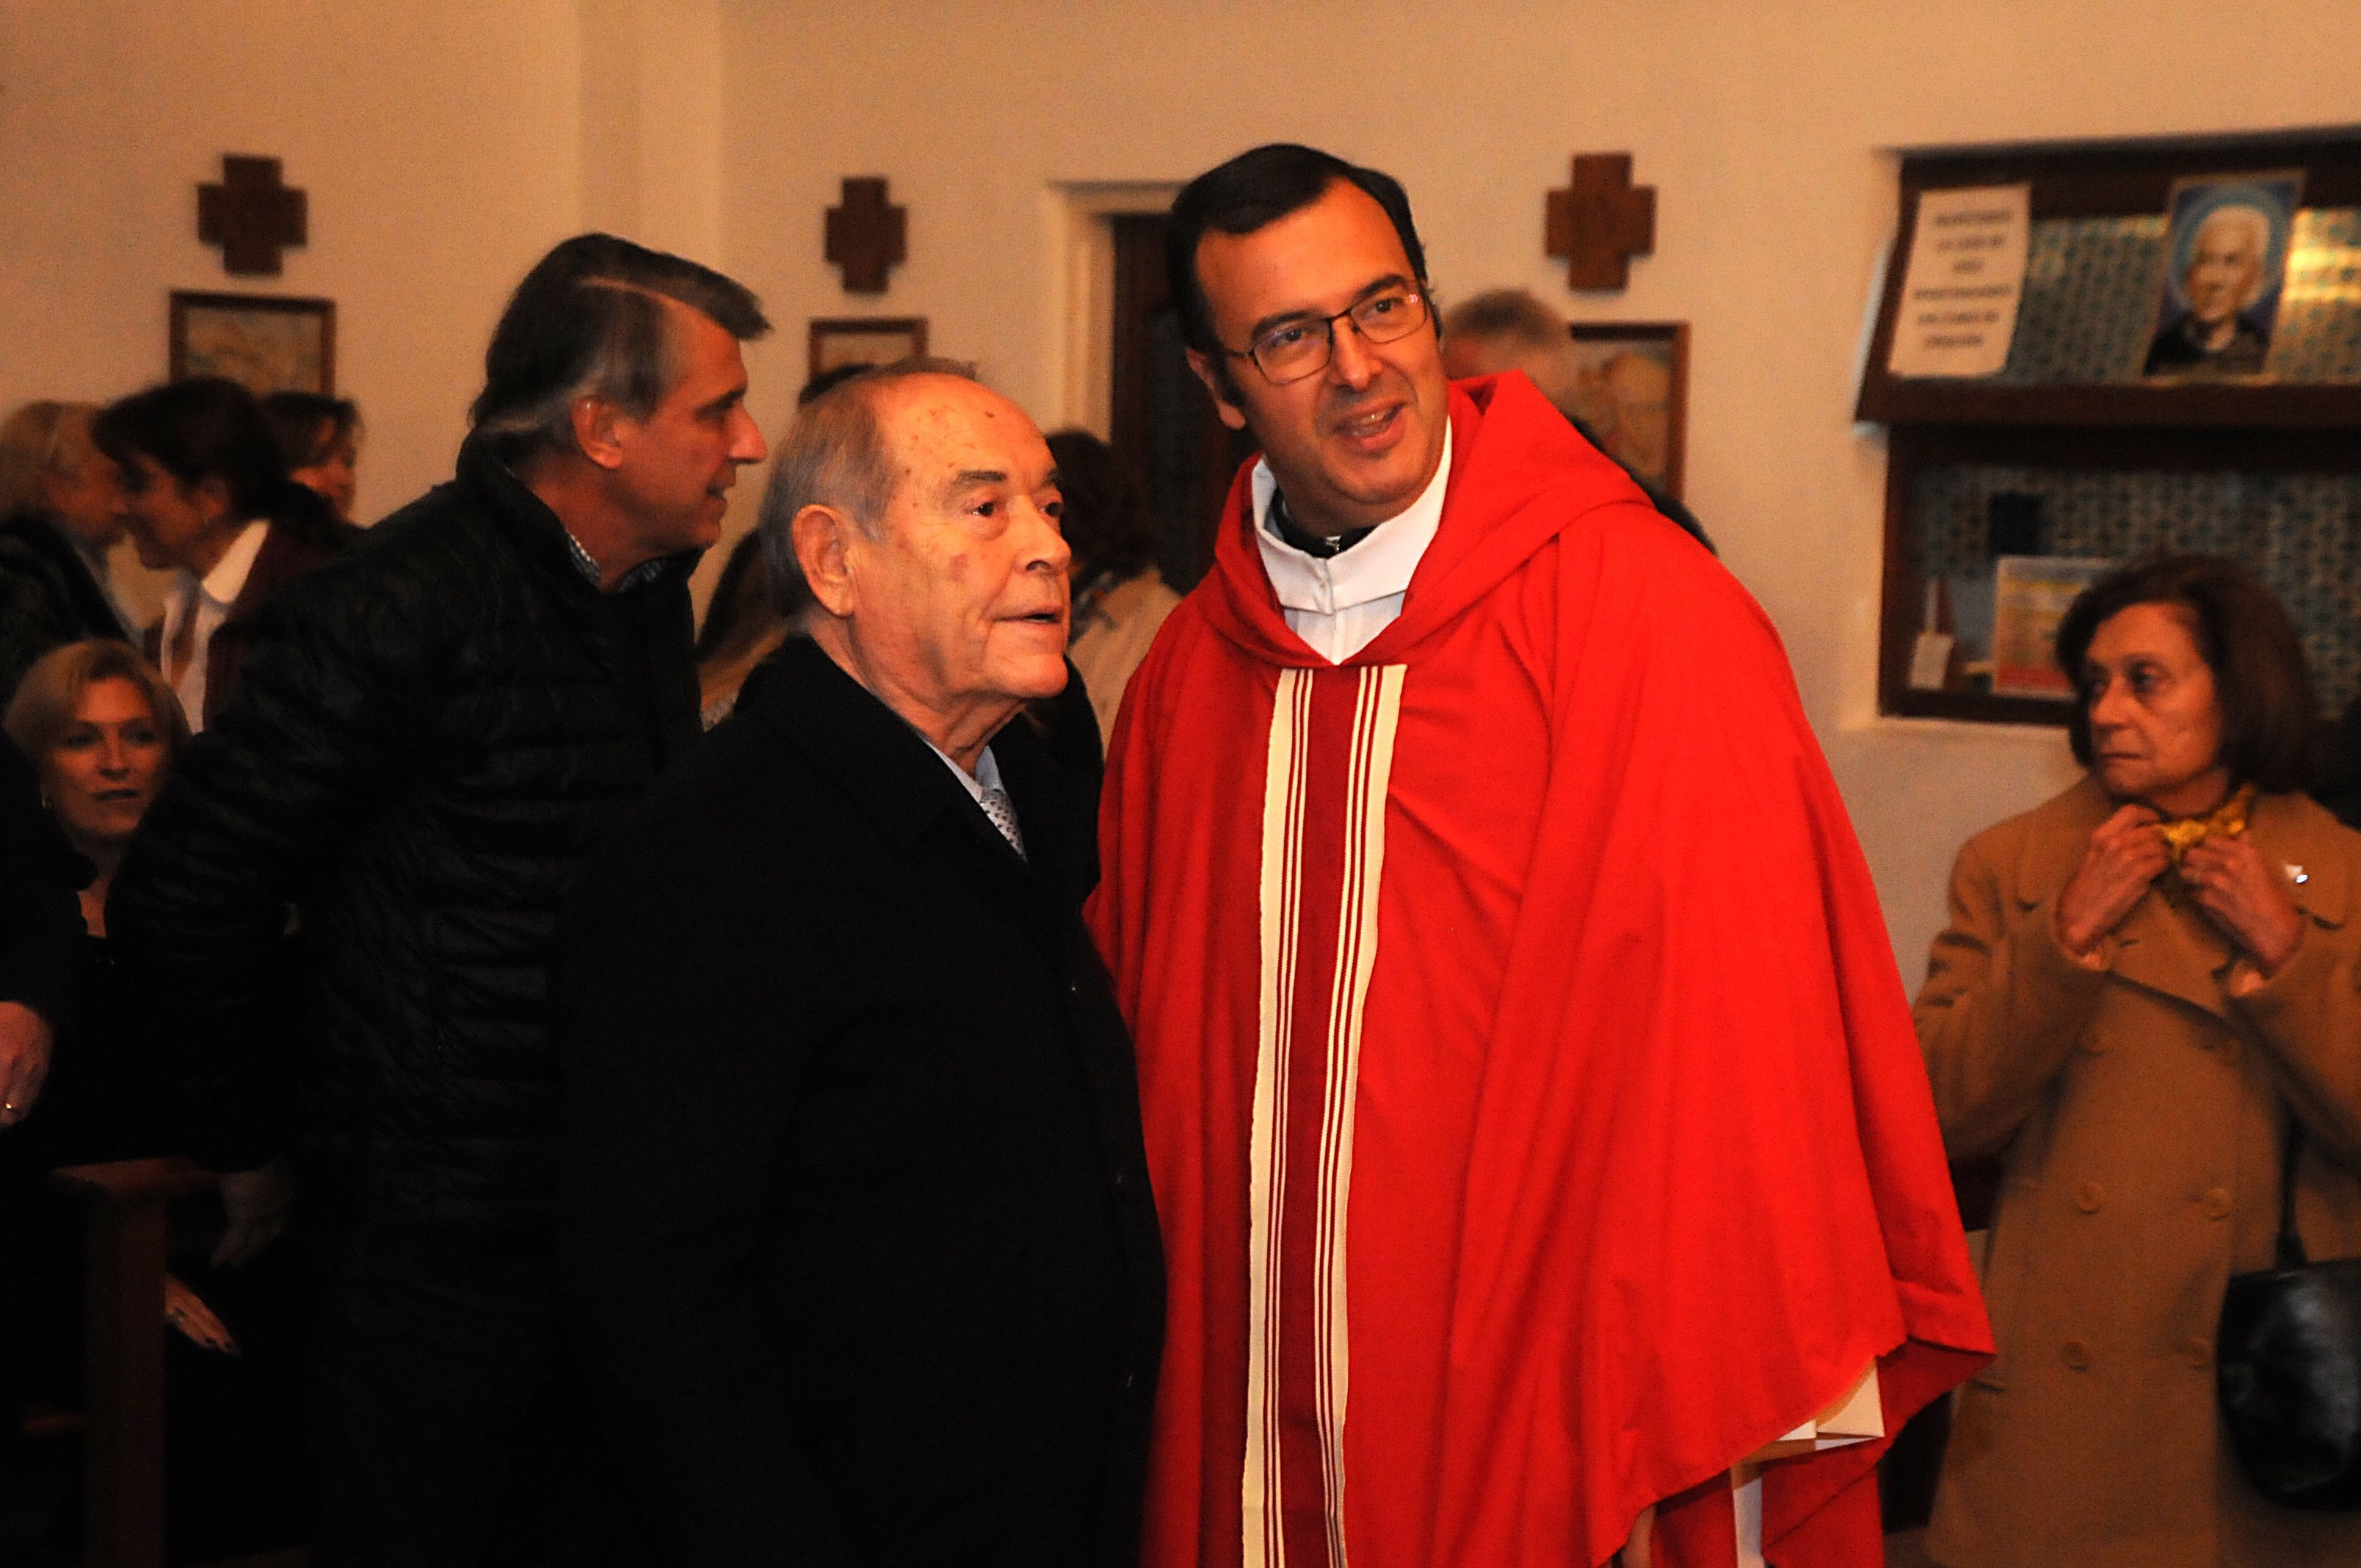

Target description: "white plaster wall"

left=0, top=0, right=728, bottom=621
left=717, top=0, right=2361, bottom=973
left=2, top=0, right=2354, bottom=970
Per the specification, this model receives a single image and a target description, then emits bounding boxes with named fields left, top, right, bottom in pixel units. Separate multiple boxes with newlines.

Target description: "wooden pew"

left=48, top=1155, right=305, bottom=1568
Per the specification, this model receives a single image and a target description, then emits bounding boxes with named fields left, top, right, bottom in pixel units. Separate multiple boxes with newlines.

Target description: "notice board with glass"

left=1859, top=129, right=2361, bottom=726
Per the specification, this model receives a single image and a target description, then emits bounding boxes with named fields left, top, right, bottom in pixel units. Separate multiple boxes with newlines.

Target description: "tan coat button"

left=2184, top=1337, right=2213, bottom=1370
left=2080, top=1031, right=2106, bottom=1055
left=2219, top=1039, right=2243, bottom=1066
left=2202, top=1186, right=2233, bottom=1219
left=2062, top=1340, right=2092, bottom=1371
left=2075, top=1181, right=2105, bottom=1213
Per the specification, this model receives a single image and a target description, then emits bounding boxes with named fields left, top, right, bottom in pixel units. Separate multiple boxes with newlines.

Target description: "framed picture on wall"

left=169, top=291, right=336, bottom=395
left=1565, top=322, right=1689, bottom=499
left=808, top=316, right=928, bottom=382
left=2141, top=170, right=2304, bottom=382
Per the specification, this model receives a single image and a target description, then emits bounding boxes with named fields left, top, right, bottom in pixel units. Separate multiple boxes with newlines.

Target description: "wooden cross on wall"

left=826, top=177, right=907, bottom=294
left=197, top=155, right=308, bottom=276
left=1545, top=153, right=1655, bottom=291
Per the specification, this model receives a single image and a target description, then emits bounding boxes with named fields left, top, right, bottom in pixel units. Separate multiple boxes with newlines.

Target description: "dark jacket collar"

left=453, top=435, right=697, bottom=600
left=744, top=637, right=1084, bottom=900
left=1, top=509, right=122, bottom=636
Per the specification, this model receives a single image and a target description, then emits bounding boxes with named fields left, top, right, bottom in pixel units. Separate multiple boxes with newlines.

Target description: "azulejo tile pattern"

left=2272, top=208, right=2361, bottom=384
left=1990, top=208, right=2361, bottom=385
left=1915, top=464, right=2361, bottom=713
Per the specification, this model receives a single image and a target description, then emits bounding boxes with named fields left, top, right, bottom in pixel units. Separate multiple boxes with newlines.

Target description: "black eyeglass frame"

left=1222, top=287, right=1432, bottom=386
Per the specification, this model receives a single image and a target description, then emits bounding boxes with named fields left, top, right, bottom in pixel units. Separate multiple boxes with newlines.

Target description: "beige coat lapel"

left=2242, top=791, right=2353, bottom=933
left=2009, top=773, right=2307, bottom=1026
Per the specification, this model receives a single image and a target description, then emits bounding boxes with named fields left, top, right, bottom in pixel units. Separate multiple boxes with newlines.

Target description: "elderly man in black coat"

left=555, top=361, right=1164, bottom=1568
left=107, top=233, right=771, bottom=1564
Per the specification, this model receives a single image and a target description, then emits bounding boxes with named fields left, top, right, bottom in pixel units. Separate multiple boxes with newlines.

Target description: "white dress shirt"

left=160, top=518, right=270, bottom=732
left=924, top=738, right=1024, bottom=857
left=1249, top=423, right=1451, bottom=664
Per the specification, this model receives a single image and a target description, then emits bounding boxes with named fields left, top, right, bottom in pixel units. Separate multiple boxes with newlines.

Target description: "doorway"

left=1106, top=213, right=1256, bottom=592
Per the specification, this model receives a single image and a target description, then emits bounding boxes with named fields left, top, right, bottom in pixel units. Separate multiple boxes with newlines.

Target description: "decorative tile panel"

left=1915, top=464, right=2361, bottom=711
left=1989, top=208, right=2361, bottom=385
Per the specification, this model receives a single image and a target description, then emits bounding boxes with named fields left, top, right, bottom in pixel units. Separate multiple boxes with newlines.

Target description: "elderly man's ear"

left=793, top=503, right=858, bottom=618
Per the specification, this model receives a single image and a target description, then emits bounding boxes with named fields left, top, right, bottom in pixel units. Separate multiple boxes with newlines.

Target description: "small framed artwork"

left=2141, top=170, right=2304, bottom=382
left=169, top=291, right=336, bottom=395
left=1565, top=322, right=1689, bottom=499
left=808, top=316, right=929, bottom=382
left=1991, top=555, right=2114, bottom=698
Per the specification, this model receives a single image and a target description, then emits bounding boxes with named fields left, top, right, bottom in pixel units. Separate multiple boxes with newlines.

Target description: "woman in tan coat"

left=1918, top=556, right=2361, bottom=1568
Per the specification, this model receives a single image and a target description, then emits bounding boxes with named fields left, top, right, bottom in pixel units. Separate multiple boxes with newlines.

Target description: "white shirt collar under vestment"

left=1250, top=422, right=1451, bottom=662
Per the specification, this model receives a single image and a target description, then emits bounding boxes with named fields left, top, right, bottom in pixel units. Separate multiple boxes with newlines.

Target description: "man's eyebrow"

left=1246, top=274, right=1414, bottom=342
left=940, top=468, right=1009, bottom=501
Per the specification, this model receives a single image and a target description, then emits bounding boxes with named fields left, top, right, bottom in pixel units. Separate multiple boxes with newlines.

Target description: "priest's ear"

left=792, top=502, right=859, bottom=619
left=1184, top=349, right=1252, bottom=433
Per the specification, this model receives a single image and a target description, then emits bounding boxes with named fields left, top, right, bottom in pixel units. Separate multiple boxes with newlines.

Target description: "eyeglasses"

left=1225, top=287, right=1429, bottom=385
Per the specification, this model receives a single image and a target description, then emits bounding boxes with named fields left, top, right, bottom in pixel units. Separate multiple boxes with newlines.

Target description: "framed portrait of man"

left=1565, top=322, right=1689, bottom=500
left=2141, top=172, right=2303, bottom=382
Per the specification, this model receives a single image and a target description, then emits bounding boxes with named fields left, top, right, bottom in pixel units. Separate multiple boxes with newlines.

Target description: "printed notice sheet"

left=1887, top=184, right=2031, bottom=377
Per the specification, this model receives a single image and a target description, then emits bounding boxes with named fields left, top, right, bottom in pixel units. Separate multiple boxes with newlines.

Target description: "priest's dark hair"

left=2053, top=553, right=2321, bottom=792
left=92, top=377, right=342, bottom=546
left=1167, top=143, right=1429, bottom=400
left=471, top=232, right=770, bottom=462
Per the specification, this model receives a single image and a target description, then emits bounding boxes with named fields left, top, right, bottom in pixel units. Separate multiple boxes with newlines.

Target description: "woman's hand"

left=163, top=1275, right=240, bottom=1354
left=2055, top=804, right=2168, bottom=958
left=2183, top=834, right=2307, bottom=976
left=0, top=1002, right=51, bottom=1127
left=212, top=1161, right=294, bottom=1267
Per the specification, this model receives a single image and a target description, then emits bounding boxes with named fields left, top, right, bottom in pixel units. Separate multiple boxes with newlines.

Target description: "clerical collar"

left=1267, top=491, right=1372, bottom=558
left=1250, top=424, right=1453, bottom=622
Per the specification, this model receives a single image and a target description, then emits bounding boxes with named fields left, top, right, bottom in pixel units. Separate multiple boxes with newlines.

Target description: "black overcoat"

left=554, top=636, right=1164, bottom=1568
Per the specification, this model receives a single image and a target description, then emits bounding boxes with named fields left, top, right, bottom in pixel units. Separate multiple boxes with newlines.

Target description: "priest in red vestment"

left=1088, top=143, right=1990, bottom=1568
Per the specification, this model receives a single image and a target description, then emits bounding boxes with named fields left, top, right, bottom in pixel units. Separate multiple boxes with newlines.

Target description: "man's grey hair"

left=469, top=233, right=769, bottom=462
left=755, top=357, right=980, bottom=618
left=1443, top=288, right=1584, bottom=409
left=1443, top=288, right=1570, bottom=351
left=2195, top=202, right=2271, bottom=257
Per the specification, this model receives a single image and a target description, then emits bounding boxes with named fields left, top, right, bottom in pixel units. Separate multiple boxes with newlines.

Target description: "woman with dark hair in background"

left=1917, top=555, right=2361, bottom=1567
left=0, top=400, right=132, bottom=705
left=92, top=378, right=347, bottom=732
left=1047, top=429, right=1178, bottom=746
left=260, top=391, right=364, bottom=523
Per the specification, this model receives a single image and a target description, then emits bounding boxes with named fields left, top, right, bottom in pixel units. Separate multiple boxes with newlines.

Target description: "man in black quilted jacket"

left=109, top=233, right=769, bottom=1565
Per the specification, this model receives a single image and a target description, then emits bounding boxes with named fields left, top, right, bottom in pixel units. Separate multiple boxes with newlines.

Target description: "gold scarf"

left=2155, top=783, right=2257, bottom=865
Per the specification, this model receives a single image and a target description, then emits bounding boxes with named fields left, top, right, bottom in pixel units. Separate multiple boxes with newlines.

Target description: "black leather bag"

left=2217, top=1125, right=2361, bottom=1510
